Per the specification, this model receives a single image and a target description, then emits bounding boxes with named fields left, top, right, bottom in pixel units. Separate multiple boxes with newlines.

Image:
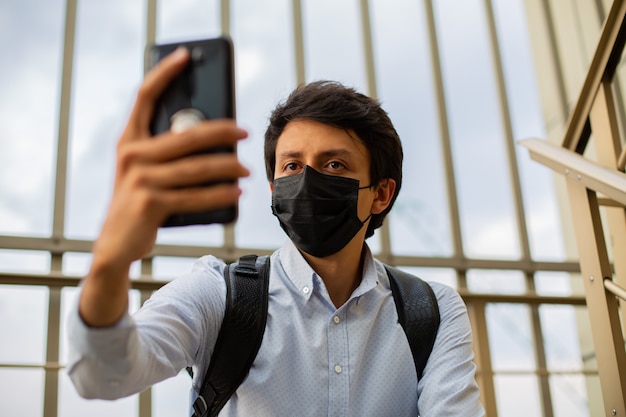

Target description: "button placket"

left=327, top=309, right=349, bottom=415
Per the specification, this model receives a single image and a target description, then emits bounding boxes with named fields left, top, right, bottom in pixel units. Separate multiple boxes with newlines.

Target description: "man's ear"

left=371, top=178, right=396, bottom=215
left=269, top=182, right=274, bottom=192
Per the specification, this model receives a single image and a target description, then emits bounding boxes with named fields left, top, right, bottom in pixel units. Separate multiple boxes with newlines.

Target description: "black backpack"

left=191, top=254, right=440, bottom=417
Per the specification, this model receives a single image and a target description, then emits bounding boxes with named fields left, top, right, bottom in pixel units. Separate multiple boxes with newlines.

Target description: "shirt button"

left=334, top=365, right=342, bottom=374
left=333, top=316, right=340, bottom=324
left=302, top=286, right=310, bottom=294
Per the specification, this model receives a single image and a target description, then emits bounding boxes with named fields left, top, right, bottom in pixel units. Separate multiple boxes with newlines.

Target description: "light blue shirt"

left=68, top=241, right=484, bottom=416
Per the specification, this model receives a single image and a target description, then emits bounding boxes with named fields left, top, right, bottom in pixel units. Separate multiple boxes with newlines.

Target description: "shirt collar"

left=278, top=240, right=379, bottom=303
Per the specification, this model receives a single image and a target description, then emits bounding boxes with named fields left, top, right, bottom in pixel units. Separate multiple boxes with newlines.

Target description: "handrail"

left=605, top=278, right=626, bottom=301
left=519, top=138, right=626, bottom=206
left=561, top=0, right=626, bottom=151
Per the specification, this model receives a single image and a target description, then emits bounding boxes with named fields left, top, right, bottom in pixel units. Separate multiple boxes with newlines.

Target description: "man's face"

left=272, top=119, right=376, bottom=224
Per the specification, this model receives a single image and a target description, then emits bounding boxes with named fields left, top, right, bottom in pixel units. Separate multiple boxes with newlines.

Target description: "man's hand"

left=79, top=47, right=249, bottom=327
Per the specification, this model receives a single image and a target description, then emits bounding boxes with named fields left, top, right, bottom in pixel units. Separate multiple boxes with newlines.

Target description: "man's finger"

left=122, top=120, right=248, bottom=164
left=124, top=47, right=190, bottom=140
left=155, top=183, right=243, bottom=217
left=131, top=153, right=249, bottom=189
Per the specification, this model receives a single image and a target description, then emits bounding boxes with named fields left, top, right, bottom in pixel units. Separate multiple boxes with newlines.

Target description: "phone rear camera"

left=191, top=47, right=206, bottom=63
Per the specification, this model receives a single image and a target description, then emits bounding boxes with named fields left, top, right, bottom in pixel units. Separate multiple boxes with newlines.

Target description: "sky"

left=0, top=0, right=592, bottom=416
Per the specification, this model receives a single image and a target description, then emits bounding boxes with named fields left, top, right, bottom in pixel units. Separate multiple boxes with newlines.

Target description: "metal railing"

left=520, top=0, right=626, bottom=413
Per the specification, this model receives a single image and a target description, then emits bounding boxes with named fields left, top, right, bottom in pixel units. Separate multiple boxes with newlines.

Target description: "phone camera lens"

left=191, top=47, right=205, bottom=63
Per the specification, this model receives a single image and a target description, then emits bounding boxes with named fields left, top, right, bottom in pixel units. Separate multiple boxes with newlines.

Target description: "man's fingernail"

left=171, top=46, right=189, bottom=60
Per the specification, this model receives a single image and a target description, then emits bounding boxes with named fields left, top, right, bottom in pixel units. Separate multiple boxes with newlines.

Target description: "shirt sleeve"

left=417, top=282, right=485, bottom=417
left=66, top=255, right=227, bottom=400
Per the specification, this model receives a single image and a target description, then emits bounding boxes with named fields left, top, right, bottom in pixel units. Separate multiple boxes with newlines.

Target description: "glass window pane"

left=63, top=252, right=141, bottom=278
left=487, top=303, right=535, bottom=371
left=0, top=368, right=44, bottom=416
left=534, top=271, right=576, bottom=296
left=492, top=0, right=567, bottom=262
left=434, top=0, right=520, bottom=259
left=0, top=285, right=48, bottom=364
left=370, top=0, right=453, bottom=257
left=398, top=266, right=457, bottom=289
left=302, top=0, right=367, bottom=90
left=232, top=0, right=295, bottom=249
left=156, top=226, right=224, bottom=248
left=65, top=1, right=144, bottom=240
left=550, top=374, right=592, bottom=417
left=153, top=256, right=198, bottom=280
left=467, top=269, right=525, bottom=294
left=156, top=0, right=220, bottom=43
left=59, top=369, right=137, bottom=417
left=494, top=375, right=541, bottom=416
left=0, top=0, right=64, bottom=237
left=571, top=305, right=596, bottom=372
left=579, top=374, right=604, bottom=416
left=62, top=252, right=92, bottom=276
left=153, top=370, right=191, bottom=417
left=539, top=305, right=584, bottom=371
left=0, top=249, right=50, bottom=274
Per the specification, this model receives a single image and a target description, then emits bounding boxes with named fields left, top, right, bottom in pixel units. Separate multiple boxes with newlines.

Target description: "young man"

left=68, top=48, right=484, bottom=416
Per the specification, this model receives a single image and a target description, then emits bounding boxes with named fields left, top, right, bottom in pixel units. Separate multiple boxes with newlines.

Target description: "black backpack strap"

left=384, top=265, right=440, bottom=380
left=192, top=255, right=270, bottom=417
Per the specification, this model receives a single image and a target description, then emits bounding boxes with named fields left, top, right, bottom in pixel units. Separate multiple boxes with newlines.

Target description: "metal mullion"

left=423, top=0, right=464, bottom=269
left=359, top=0, right=377, bottom=99
left=291, top=0, right=305, bottom=85
left=467, top=301, right=497, bottom=417
left=138, top=258, right=154, bottom=417
left=43, top=0, right=78, bottom=415
left=219, top=0, right=236, bottom=256
left=528, top=282, right=554, bottom=417
left=52, top=0, right=77, bottom=243
left=43, top=285, right=62, bottom=417
left=1, top=238, right=570, bottom=272
left=146, top=0, right=157, bottom=48
left=220, top=0, right=230, bottom=36
left=358, top=0, right=393, bottom=263
left=45, top=247, right=64, bottom=417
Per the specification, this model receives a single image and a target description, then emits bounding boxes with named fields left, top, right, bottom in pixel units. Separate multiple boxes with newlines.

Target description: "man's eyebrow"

left=276, top=150, right=303, bottom=159
left=318, top=149, right=353, bottom=159
left=276, top=149, right=354, bottom=159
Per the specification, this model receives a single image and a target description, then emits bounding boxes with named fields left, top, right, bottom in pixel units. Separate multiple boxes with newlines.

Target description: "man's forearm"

left=79, top=255, right=131, bottom=328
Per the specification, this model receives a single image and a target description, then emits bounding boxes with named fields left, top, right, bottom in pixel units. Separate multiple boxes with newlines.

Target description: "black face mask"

left=271, top=166, right=372, bottom=257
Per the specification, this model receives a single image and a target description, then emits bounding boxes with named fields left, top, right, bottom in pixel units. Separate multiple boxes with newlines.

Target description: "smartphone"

left=145, top=36, right=237, bottom=227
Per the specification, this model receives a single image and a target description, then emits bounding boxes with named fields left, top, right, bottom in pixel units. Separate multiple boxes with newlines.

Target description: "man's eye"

left=329, top=161, right=344, bottom=169
left=285, top=162, right=299, bottom=171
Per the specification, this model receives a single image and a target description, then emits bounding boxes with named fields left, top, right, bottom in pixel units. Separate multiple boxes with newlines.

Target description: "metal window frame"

left=0, top=0, right=604, bottom=416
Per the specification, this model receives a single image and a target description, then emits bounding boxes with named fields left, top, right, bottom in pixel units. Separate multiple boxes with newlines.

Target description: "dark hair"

left=264, top=80, right=403, bottom=238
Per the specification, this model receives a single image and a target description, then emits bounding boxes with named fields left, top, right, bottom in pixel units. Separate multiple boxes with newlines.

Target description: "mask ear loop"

left=360, top=213, right=373, bottom=225
left=357, top=182, right=375, bottom=224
